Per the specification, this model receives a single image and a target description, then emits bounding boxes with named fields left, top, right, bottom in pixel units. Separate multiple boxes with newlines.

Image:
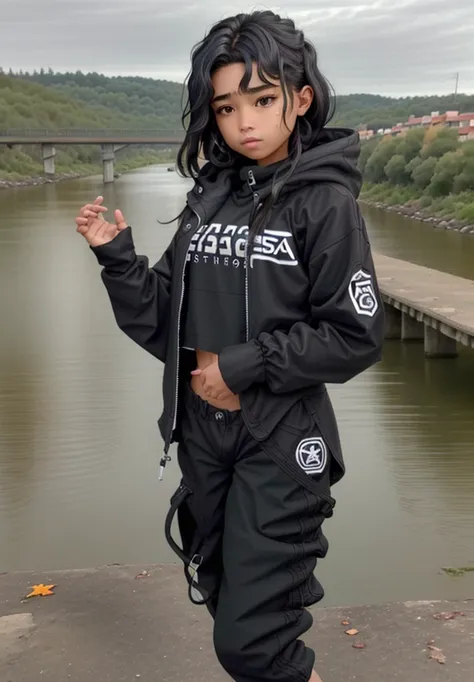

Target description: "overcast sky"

left=1, top=0, right=473, bottom=97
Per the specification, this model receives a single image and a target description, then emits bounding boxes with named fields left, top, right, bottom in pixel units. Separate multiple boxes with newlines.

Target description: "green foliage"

left=455, top=203, right=474, bottom=222
left=396, top=128, right=425, bottom=162
left=427, top=151, right=465, bottom=196
left=453, top=156, right=474, bottom=193
left=384, top=154, right=411, bottom=185
left=358, top=138, right=379, bottom=173
left=16, top=70, right=182, bottom=128
left=331, top=92, right=474, bottom=130
left=420, top=128, right=459, bottom=160
left=361, top=125, right=474, bottom=223
left=412, top=157, right=438, bottom=189
left=365, top=138, right=399, bottom=183
left=0, top=73, right=179, bottom=180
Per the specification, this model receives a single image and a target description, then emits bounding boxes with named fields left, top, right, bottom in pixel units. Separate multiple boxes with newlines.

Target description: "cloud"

left=1, top=0, right=473, bottom=96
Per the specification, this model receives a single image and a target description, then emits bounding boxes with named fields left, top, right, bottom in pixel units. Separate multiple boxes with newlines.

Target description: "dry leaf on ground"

left=135, top=570, right=150, bottom=579
left=427, top=643, right=446, bottom=664
left=25, top=584, right=56, bottom=598
left=352, top=642, right=366, bottom=649
left=341, top=619, right=351, bottom=626
left=433, top=611, right=465, bottom=620
left=345, top=628, right=359, bottom=636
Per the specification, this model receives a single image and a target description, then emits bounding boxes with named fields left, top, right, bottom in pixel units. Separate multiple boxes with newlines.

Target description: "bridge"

left=374, top=253, right=474, bottom=357
left=0, top=129, right=185, bottom=183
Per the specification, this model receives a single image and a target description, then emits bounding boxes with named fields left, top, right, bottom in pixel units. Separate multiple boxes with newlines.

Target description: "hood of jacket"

left=187, top=127, right=362, bottom=222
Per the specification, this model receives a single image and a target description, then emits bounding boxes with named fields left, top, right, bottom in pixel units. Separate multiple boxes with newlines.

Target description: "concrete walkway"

left=374, top=253, right=474, bottom=348
left=1, top=564, right=473, bottom=681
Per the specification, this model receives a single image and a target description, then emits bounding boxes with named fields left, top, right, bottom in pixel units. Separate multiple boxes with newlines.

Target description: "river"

left=1, top=165, right=473, bottom=607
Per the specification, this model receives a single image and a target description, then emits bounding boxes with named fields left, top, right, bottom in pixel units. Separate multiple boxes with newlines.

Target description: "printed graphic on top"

left=187, top=223, right=298, bottom=268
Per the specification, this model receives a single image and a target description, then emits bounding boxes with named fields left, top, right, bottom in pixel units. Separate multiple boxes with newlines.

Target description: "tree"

left=397, top=128, right=425, bottom=162
left=453, top=156, right=474, bottom=193
left=427, top=151, right=465, bottom=196
left=384, top=154, right=411, bottom=185
left=420, top=128, right=459, bottom=160
left=411, top=157, right=438, bottom=189
left=364, top=138, right=399, bottom=183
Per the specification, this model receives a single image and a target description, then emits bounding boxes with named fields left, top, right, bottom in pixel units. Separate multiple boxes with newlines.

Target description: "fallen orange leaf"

left=26, top=584, right=56, bottom=598
left=345, top=628, right=359, bottom=636
left=427, top=643, right=446, bottom=665
left=341, top=620, right=350, bottom=626
left=352, top=642, right=366, bottom=649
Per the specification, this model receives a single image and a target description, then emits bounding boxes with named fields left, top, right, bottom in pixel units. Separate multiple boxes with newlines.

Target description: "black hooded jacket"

left=90, top=127, right=385, bottom=475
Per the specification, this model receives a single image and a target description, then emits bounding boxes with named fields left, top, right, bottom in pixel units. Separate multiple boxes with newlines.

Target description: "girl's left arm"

left=218, top=187, right=385, bottom=395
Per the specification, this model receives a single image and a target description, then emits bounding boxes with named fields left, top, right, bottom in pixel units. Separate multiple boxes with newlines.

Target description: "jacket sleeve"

left=218, top=188, right=385, bottom=394
left=90, top=226, right=175, bottom=363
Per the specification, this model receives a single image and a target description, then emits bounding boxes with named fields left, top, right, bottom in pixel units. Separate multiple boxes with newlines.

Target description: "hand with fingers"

left=75, top=196, right=128, bottom=247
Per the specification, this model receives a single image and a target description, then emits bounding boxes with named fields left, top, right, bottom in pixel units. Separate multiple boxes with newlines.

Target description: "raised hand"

left=75, top=196, right=128, bottom=247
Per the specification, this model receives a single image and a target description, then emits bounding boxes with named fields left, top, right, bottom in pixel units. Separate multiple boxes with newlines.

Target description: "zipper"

left=245, top=243, right=250, bottom=342
left=245, top=187, right=261, bottom=342
left=160, top=207, right=202, bottom=481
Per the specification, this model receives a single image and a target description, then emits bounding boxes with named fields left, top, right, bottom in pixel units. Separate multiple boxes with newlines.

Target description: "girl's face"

left=211, top=62, right=313, bottom=167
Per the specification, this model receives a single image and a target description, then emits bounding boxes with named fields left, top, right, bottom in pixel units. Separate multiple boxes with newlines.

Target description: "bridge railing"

left=0, top=129, right=185, bottom=138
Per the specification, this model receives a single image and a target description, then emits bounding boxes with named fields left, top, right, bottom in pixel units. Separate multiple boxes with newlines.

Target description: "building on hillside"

left=360, top=109, right=474, bottom=140
left=458, top=124, right=474, bottom=142
left=358, top=129, right=375, bottom=140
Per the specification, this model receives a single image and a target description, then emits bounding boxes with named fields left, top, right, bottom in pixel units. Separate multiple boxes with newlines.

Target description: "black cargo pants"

left=165, top=382, right=342, bottom=682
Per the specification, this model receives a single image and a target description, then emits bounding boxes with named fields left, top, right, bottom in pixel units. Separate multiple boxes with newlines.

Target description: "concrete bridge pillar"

left=384, top=305, right=401, bottom=339
left=424, top=325, right=458, bottom=359
left=101, top=143, right=128, bottom=184
left=42, top=143, right=56, bottom=176
left=401, top=312, right=424, bottom=341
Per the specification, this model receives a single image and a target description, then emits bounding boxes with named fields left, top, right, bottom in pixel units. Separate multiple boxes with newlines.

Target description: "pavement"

left=1, top=563, right=473, bottom=682
left=374, top=252, right=474, bottom=345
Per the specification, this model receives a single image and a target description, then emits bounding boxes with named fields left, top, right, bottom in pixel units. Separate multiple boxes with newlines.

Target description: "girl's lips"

left=242, top=138, right=262, bottom=148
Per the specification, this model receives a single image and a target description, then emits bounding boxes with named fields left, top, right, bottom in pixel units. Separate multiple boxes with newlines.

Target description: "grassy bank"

left=0, top=148, right=176, bottom=189
left=360, top=182, right=474, bottom=233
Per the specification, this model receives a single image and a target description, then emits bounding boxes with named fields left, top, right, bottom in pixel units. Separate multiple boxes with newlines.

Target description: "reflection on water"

left=1, top=167, right=473, bottom=606
left=361, top=202, right=474, bottom=281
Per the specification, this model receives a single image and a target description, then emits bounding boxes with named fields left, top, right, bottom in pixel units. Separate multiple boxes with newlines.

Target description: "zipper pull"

left=159, top=454, right=171, bottom=481
left=248, top=169, right=256, bottom=187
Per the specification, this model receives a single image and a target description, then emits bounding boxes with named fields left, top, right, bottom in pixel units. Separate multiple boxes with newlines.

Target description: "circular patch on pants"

left=295, top=437, right=327, bottom=475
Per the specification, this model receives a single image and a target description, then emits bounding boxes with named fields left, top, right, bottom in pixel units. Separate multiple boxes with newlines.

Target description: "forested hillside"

left=1, top=67, right=474, bottom=191
left=0, top=73, right=178, bottom=182
left=16, top=68, right=474, bottom=131
left=360, top=127, right=474, bottom=226
left=331, top=93, right=474, bottom=132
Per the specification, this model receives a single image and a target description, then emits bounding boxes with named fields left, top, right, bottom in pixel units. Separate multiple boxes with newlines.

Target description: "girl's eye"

left=256, top=96, right=276, bottom=107
left=216, top=105, right=234, bottom=116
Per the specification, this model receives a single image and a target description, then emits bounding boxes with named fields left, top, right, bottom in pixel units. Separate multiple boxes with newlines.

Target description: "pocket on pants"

left=264, top=399, right=340, bottom=515
left=303, top=391, right=345, bottom=484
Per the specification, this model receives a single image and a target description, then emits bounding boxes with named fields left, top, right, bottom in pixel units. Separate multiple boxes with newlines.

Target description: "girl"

left=75, top=10, right=384, bottom=682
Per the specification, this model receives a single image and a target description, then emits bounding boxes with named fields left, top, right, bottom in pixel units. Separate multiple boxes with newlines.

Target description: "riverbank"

left=361, top=198, right=474, bottom=234
left=1, top=563, right=473, bottom=681
left=360, top=183, right=474, bottom=235
left=0, top=152, right=176, bottom=191
left=0, top=169, right=97, bottom=190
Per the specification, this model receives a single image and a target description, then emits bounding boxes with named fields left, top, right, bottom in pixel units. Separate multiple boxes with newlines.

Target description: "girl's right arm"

left=76, top=197, right=175, bottom=363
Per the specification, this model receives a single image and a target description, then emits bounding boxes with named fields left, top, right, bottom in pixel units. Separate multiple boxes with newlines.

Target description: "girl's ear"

left=295, top=85, right=314, bottom=116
